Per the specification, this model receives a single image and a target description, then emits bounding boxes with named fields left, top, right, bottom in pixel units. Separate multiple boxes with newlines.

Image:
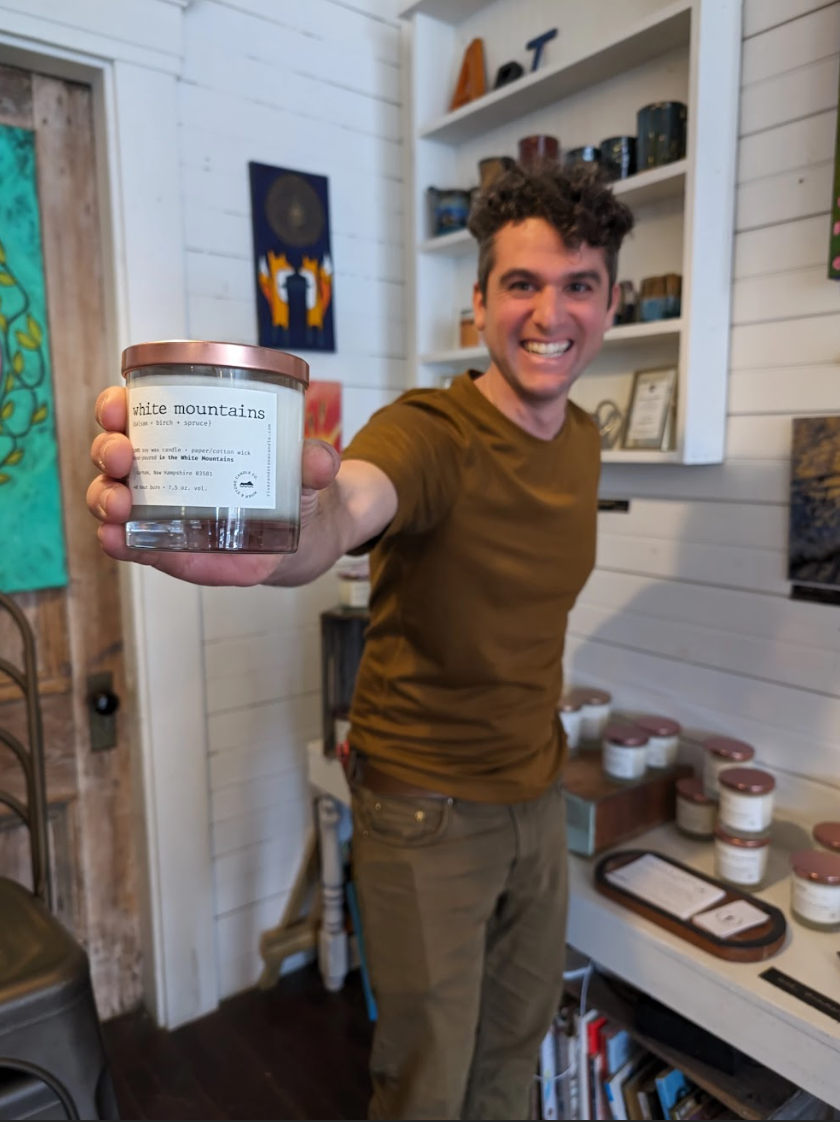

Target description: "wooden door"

left=0, top=63, right=141, bottom=1018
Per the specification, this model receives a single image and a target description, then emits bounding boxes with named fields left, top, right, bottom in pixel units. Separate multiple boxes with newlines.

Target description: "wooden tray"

left=594, top=849, right=787, bottom=962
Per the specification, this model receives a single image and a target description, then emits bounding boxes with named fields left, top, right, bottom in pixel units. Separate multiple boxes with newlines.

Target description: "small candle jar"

left=714, top=823, right=770, bottom=888
left=337, top=568, right=370, bottom=609
left=675, top=776, right=717, bottom=839
left=718, top=767, right=775, bottom=835
left=603, top=724, right=649, bottom=782
left=813, top=822, right=840, bottom=854
left=577, top=688, right=612, bottom=741
left=790, top=850, right=840, bottom=931
left=558, top=696, right=583, bottom=752
left=123, top=340, right=309, bottom=552
left=635, top=715, right=681, bottom=768
left=702, top=736, right=755, bottom=799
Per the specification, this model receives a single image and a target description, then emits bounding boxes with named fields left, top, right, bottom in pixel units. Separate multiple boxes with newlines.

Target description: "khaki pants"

left=351, top=780, right=568, bottom=1121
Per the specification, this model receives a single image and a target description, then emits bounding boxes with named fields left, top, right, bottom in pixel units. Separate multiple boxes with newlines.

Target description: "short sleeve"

left=342, top=389, right=467, bottom=541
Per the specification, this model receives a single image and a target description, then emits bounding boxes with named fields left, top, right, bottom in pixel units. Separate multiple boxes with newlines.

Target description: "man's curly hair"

left=467, top=161, right=635, bottom=298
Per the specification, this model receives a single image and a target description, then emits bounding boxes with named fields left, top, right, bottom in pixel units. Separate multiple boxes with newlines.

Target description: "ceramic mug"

left=637, top=102, right=687, bottom=169
left=518, top=134, right=560, bottom=167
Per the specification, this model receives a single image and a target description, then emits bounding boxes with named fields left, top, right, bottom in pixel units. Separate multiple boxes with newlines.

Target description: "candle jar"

left=635, top=715, right=681, bottom=768
left=714, top=823, right=769, bottom=888
left=122, top=341, right=308, bottom=553
left=603, top=724, right=649, bottom=782
left=558, top=696, right=583, bottom=752
left=813, top=822, right=840, bottom=854
left=577, top=688, right=612, bottom=741
left=790, top=850, right=840, bottom=931
left=337, top=569, right=370, bottom=609
left=702, top=736, right=755, bottom=799
left=675, top=776, right=717, bottom=839
left=718, top=767, right=775, bottom=835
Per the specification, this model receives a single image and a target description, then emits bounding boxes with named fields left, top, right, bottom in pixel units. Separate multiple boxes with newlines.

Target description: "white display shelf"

left=418, top=2, right=692, bottom=144
left=405, top=0, right=742, bottom=464
left=399, top=0, right=493, bottom=23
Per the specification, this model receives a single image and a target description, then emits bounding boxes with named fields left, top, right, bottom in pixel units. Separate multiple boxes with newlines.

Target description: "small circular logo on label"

left=233, top=471, right=258, bottom=498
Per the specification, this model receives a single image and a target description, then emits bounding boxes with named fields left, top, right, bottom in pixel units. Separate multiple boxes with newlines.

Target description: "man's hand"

left=87, top=386, right=340, bottom=587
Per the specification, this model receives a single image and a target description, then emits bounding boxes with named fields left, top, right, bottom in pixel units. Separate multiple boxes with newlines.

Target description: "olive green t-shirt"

left=342, top=370, right=600, bottom=803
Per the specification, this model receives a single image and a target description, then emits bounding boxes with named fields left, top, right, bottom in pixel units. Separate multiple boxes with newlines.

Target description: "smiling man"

left=88, top=161, right=633, bottom=1122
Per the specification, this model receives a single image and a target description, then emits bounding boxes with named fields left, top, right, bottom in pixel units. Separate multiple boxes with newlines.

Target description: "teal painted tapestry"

left=0, top=124, right=67, bottom=593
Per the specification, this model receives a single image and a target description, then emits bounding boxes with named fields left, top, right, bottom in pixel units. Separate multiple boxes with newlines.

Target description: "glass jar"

left=714, top=823, right=769, bottom=888
left=790, top=850, right=840, bottom=931
left=576, top=688, right=612, bottom=741
left=123, top=340, right=309, bottom=552
left=603, top=723, right=649, bottom=782
left=337, top=569, right=370, bottom=609
left=718, top=767, right=775, bottom=835
left=635, top=715, right=681, bottom=768
left=702, top=735, right=755, bottom=799
left=675, top=776, right=717, bottom=839
left=558, top=696, right=583, bottom=752
left=813, top=822, right=840, bottom=854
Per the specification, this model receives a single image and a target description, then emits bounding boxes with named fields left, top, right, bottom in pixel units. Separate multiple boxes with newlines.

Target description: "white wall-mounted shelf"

left=418, top=2, right=692, bottom=144
left=403, top=0, right=743, bottom=465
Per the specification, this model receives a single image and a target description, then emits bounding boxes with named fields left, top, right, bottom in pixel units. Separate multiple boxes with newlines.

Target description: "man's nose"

left=532, top=287, right=564, bottom=330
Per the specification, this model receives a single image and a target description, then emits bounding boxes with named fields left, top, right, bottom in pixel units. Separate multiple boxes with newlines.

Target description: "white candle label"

left=719, top=789, right=772, bottom=833
left=716, top=842, right=766, bottom=884
left=677, top=799, right=716, bottom=836
left=604, top=744, right=644, bottom=779
left=792, top=878, right=840, bottom=925
left=128, top=385, right=278, bottom=508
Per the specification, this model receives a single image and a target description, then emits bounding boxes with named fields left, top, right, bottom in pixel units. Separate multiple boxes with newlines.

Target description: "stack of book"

left=535, top=996, right=728, bottom=1120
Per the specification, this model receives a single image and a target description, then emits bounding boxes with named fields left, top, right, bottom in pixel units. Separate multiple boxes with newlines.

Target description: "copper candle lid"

left=704, top=735, right=754, bottom=760
left=558, top=695, right=582, bottom=712
left=121, top=340, right=310, bottom=386
left=790, top=849, right=840, bottom=884
left=603, top=723, right=648, bottom=747
left=718, top=767, right=775, bottom=794
left=676, top=776, right=713, bottom=803
left=635, top=715, right=681, bottom=737
left=714, top=823, right=769, bottom=847
left=575, top=687, right=611, bottom=705
left=813, top=822, right=840, bottom=852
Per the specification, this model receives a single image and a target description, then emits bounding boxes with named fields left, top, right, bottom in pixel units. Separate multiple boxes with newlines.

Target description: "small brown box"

left=563, top=749, right=692, bottom=855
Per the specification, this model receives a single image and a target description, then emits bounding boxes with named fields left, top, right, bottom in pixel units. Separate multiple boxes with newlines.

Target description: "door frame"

left=0, top=8, right=219, bottom=1028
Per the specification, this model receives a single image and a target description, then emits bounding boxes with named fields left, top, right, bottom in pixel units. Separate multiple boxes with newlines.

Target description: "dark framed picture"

left=621, top=367, right=677, bottom=451
left=788, top=416, right=840, bottom=590
left=249, top=162, right=336, bottom=352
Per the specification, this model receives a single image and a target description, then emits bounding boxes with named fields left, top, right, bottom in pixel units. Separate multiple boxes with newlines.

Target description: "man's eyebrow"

left=498, top=267, right=604, bottom=286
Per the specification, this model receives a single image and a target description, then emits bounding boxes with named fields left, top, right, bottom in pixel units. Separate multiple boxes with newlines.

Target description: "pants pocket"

left=352, top=786, right=452, bottom=848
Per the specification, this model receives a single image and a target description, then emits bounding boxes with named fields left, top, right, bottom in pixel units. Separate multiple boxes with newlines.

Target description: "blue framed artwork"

left=0, top=124, right=67, bottom=594
left=249, top=162, right=336, bottom=352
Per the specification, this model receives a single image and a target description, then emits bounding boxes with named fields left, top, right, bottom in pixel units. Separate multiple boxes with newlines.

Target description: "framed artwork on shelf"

left=621, top=367, right=677, bottom=451
left=788, top=416, right=840, bottom=593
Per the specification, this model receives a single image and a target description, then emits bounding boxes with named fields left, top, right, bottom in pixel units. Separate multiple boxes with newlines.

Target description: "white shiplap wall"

left=569, top=0, right=840, bottom=791
left=178, top=0, right=406, bottom=998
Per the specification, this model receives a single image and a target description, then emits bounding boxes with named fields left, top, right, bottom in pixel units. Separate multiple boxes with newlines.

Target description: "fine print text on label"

left=128, top=384, right=278, bottom=508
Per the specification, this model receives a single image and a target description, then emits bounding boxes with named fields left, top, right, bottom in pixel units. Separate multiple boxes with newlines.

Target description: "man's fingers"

left=90, top=432, right=135, bottom=478
left=94, top=386, right=128, bottom=434
left=301, top=438, right=340, bottom=493
left=86, top=476, right=133, bottom=524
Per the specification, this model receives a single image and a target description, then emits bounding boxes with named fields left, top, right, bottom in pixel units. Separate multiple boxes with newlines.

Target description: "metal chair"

left=0, top=591, right=119, bottom=1120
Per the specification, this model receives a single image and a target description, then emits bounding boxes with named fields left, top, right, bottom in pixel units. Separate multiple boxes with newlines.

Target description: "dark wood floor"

left=102, top=964, right=374, bottom=1120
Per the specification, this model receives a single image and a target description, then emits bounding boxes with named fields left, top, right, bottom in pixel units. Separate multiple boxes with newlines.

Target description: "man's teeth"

left=522, top=341, right=571, bottom=355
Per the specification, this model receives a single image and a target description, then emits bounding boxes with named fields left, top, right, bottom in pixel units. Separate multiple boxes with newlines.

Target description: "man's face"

left=473, top=218, right=618, bottom=417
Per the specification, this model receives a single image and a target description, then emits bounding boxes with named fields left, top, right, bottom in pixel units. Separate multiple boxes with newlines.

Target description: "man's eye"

left=569, top=282, right=593, bottom=294
left=509, top=280, right=534, bottom=291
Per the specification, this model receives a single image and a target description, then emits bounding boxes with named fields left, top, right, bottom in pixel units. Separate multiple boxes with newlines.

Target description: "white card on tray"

left=691, top=898, right=768, bottom=938
left=605, top=854, right=726, bottom=921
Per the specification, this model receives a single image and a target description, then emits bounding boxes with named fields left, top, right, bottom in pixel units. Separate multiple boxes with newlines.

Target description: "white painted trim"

left=0, top=17, right=218, bottom=1029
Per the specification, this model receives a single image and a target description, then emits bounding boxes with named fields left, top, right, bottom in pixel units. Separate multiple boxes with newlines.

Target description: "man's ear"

left=472, top=281, right=486, bottom=331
